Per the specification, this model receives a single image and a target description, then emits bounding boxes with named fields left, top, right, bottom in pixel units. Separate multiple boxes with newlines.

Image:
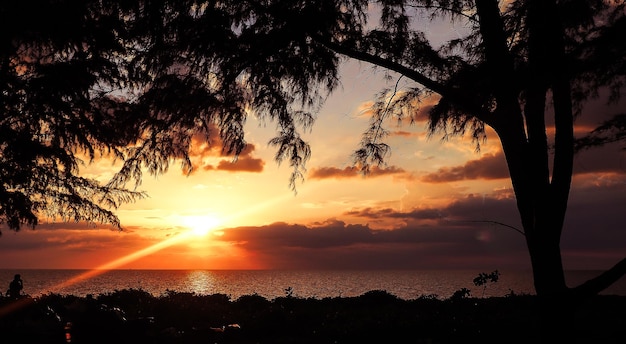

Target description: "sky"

left=1, top=12, right=625, bottom=272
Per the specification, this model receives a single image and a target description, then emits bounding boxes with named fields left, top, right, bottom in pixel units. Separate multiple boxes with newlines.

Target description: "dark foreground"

left=0, top=290, right=625, bottom=343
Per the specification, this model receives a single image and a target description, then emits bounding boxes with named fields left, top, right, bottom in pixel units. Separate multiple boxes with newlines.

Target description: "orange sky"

left=1, top=11, right=626, bottom=272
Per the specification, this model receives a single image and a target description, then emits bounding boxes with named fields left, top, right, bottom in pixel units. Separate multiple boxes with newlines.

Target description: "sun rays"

left=180, top=214, right=222, bottom=237
left=0, top=185, right=314, bottom=320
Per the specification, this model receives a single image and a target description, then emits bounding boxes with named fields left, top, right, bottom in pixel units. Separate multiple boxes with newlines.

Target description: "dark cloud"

left=309, top=165, right=405, bottom=179
left=205, top=176, right=625, bottom=270
left=571, top=88, right=626, bottom=128
left=421, top=145, right=626, bottom=183
left=0, top=227, right=150, bottom=254
left=2, top=154, right=624, bottom=271
left=218, top=220, right=375, bottom=249
left=572, top=144, right=626, bottom=175
left=421, top=152, right=509, bottom=183
left=344, top=194, right=522, bottom=237
left=213, top=213, right=528, bottom=270
left=344, top=207, right=443, bottom=220
left=19, top=221, right=119, bottom=231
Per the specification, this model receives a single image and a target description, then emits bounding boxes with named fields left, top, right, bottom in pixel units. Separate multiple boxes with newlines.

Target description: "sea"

left=1, top=269, right=625, bottom=300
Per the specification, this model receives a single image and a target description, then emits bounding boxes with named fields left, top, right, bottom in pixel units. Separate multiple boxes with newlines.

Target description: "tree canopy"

left=0, top=0, right=147, bottom=232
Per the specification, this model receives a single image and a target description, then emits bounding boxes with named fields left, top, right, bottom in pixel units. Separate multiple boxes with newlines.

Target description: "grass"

left=0, top=289, right=625, bottom=343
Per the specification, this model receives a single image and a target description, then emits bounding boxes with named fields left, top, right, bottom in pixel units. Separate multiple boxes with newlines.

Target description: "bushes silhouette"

left=0, top=289, right=624, bottom=343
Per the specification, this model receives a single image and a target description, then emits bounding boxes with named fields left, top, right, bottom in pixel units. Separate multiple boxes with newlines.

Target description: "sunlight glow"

left=0, top=231, right=194, bottom=316
left=181, top=214, right=221, bottom=237
left=1, top=187, right=311, bottom=318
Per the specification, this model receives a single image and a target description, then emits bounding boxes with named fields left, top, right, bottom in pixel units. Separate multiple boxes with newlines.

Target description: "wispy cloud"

left=309, top=165, right=406, bottom=179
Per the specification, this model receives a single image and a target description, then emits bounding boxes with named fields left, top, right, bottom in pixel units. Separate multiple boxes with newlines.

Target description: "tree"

left=0, top=0, right=345, bottom=232
left=117, top=0, right=626, bottom=298
left=241, top=0, right=625, bottom=338
left=0, top=0, right=146, bottom=233
left=115, top=0, right=626, bottom=337
left=98, top=0, right=626, bottom=321
left=1, top=0, right=341, bottom=232
left=258, top=0, right=626, bottom=297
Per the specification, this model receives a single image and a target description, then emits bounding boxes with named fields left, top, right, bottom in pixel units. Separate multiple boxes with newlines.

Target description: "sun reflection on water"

left=186, top=270, right=216, bottom=295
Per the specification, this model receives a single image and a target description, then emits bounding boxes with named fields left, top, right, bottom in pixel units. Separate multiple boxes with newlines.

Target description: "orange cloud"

left=2, top=178, right=625, bottom=271
left=188, top=132, right=265, bottom=174
left=216, top=156, right=264, bottom=172
left=309, top=165, right=405, bottom=179
left=344, top=207, right=443, bottom=220
left=390, top=130, right=420, bottom=138
left=420, top=141, right=626, bottom=184
left=421, top=152, right=509, bottom=183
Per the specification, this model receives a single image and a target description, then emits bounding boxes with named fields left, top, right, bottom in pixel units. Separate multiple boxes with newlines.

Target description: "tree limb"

left=311, top=35, right=494, bottom=125
left=405, top=4, right=478, bottom=23
left=572, top=258, right=626, bottom=297
left=463, top=220, right=525, bottom=236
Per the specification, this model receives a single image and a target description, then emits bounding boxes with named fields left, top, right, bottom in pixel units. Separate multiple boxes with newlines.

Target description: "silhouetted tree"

left=1, top=0, right=340, bottom=231
left=1, top=0, right=344, bottom=231
left=0, top=0, right=146, bottom=232
left=236, top=0, right=626, bottom=339
left=116, top=0, right=626, bottom=338
left=272, top=0, right=626, bottom=338
left=117, top=0, right=626, bottom=299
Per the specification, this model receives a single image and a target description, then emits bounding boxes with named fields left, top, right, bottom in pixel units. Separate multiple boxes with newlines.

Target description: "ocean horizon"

left=1, top=269, right=625, bottom=300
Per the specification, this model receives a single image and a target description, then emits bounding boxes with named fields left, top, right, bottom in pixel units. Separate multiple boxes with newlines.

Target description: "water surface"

left=1, top=269, right=623, bottom=300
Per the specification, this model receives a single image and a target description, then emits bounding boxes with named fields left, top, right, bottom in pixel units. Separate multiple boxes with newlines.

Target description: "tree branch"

left=573, top=258, right=626, bottom=297
left=311, top=35, right=493, bottom=125
left=462, top=220, right=525, bottom=236
left=405, top=4, right=478, bottom=23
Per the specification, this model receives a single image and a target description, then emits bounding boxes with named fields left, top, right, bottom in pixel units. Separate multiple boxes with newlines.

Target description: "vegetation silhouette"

left=0, top=288, right=624, bottom=344
left=473, top=270, right=500, bottom=298
left=0, top=0, right=145, bottom=233
left=1, top=0, right=626, bottom=341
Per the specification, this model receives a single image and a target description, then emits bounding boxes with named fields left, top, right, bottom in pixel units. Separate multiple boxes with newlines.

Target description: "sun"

left=181, top=214, right=221, bottom=237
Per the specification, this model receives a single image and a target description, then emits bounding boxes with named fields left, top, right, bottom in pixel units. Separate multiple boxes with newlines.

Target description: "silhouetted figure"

left=6, top=274, right=23, bottom=299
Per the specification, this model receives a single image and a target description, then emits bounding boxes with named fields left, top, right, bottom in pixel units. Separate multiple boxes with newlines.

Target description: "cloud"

left=421, top=152, right=509, bottom=183
left=3, top=144, right=624, bottom=271
left=391, top=130, right=418, bottom=138
left=188, top=133, right=266, bottom=173
left=420, top=145, right=626, bottom=183
left=0, top=222, right=190, bottom=269
left=338, top=178, right=626, bottom=269
left=0, top=227, right=148, bottom=255
left=573, top=145, right=626, bottom=175
left=309, top=165, right=406, bottom=179
left=344, top=207, right=443, bottom=220
left=2, top=177, right=624, bottom=271
left=211, top=213, right=529, bottom=270
left=344, top=193, right=520, bottom=231
left=224, top=220, right=375, bottom=249
left=215, top=155, right=264, bottom=172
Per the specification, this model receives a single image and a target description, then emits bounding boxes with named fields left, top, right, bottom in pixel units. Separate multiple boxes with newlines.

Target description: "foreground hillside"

left=0, top=289, right=625, bottom=343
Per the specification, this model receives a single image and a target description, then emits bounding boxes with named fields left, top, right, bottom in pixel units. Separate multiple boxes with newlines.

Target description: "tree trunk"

left=496, top=118, right=570, bottom=343
left=527, top=231, right=567, bottom=296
